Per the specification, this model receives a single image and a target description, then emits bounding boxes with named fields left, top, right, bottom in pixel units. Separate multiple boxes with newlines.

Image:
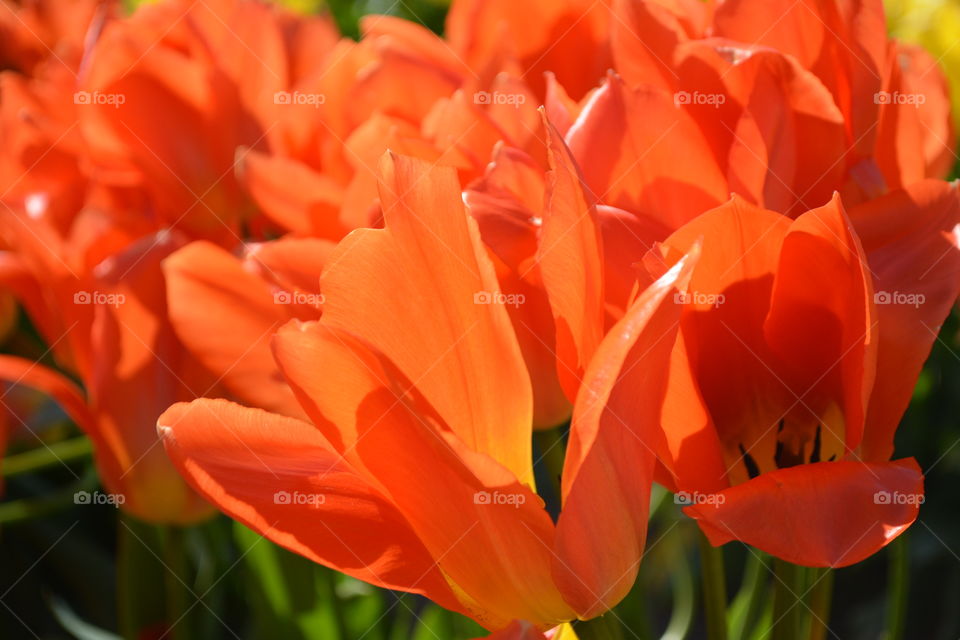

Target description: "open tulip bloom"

left=158, top=154, right=692, bottom=631
left=1, top=0, right=960, bottom=637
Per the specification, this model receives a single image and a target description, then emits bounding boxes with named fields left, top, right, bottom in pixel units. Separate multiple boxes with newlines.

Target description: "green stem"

left=885, top=534, right=909, bottom=640
left=2, top=437, right=92, bottom=476
left=807, top=568, right=834, bottom=640
left=118, top=516, right=167, bottom=640
left=698, top=532, right=729, bottom=640
left=533, top=425, right=567, bottom=500
left=770, top=560, right=806, bottom=640
left=661, top=535, right=695, bottom=640
left=323, top=568, right=349, bottom=639
left=163, top=526, right=191, bottom=640
left=0, top=468, right=96, bottom=524
left=574, top=614, right=625, bottom=640
left=729, top=552, right=769, bottom=640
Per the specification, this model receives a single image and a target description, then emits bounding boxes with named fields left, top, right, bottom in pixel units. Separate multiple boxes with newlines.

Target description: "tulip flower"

left=77, top=0, right=341, bottom=242
left=601, top=0, right=955, bottom=212
left=0, top=218, right=215, bottom=523
left=159, top=153, right=697, bottom=629
left=588, top=182, right=960, bottom=567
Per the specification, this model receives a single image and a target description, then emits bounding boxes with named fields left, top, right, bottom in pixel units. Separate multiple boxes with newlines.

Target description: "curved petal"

left=319, top=153, right=534, bottom=486
left=466, top=148, right=571, bottom=428
left=538, top=115, right=605, bottom=401
left=0, top=356, right=95, bottom=433
left=273, top=322, right=575, bottom=629
left=553, top=252, right=696, bottom=618
left=714, top=0, right=888, bottom=165
left=157, top=398, right=464, bottom=613
left=566, top=74, right=728, bottom=230
left=163, top=241, right=303, bottom=418
left=849, top=180, right=960, bottom=460
left=764, top=194, right=876, bottom=453
left=240, top=151, right=345, bottom=239
left=88, top=232, right=214, bottom=524
left=662, top=196, right=792, bottom=467
left=686, top=458, right=923, bottom=567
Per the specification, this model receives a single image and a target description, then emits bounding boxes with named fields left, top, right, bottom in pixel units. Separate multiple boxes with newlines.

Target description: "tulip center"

left=729, top=402, right=846, bottom=484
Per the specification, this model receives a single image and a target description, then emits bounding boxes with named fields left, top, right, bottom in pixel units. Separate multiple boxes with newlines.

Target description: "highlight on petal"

left=273, top=322, right=574, bottom=629
left=565, top=73, right=728, bottom=230
left=553, top=250, right=697, bottom=618
left=319, top=152, right=535, bottom=487
left=538, top=113, right=605, bottom=402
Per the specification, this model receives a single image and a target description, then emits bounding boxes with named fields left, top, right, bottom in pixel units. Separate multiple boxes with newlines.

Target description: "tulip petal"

left=849, top=180, right=960, bottom=460
left=553, top=252, right=696, bottom=618
left=88, top=231, right=213, bottom=523
left=273, top=322, right=575, bottom=629
left=538, top=115, right=605, bottom=401
left=157, top=398, right=464, bottom=612
left=686, top=458, right=923, bottom=567
left=240, top=151, right=345, bottom=239
left=764, top=194, right=876, bottom=453
left=0, top=356, right=95, bottom=433
left=163, top=241, right=303, bottom=418
left=566, top=74, right=728, bottom=230
left=662, top=196, right=792, bottom=460
left=319, top=153, right=534, bottom=486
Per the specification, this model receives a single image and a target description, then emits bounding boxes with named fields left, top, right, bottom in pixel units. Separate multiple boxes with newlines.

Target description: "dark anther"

left=828, top=454, right=837, bottom=462
left=774, top=419, right=804, bottom=469
left=739, top=443, right=760, bottom=479
left=810, top=424, right=822, bottom=464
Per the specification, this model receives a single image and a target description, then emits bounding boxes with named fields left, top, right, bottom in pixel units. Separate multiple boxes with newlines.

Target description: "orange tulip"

left=76, top=0, right=340, bottom=243
left=159, top=153, right=697, bottom=629
left=606, top=0, right=954, bottom=212
left=588, top=182, right=960, bottom=566
left=239, top=10, right=544, bottom=240
left=0, top=222, right=216, bottom=522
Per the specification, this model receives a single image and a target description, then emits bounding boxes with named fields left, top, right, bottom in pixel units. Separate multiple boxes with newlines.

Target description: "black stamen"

left=827, top=454, right=837, bottom=462
left=810, top=424, right=822, bottom=463
left=739, top=443, right=760, bottom=479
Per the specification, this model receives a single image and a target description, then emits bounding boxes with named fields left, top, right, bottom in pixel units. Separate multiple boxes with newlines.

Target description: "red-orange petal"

left=554, top=251, right=696, bottom=618
left=163, top=241, right=304, bottom=418
left=686, top=458, right=923, bottom=567
left=849, top=180, right=960, bottom=461
left=538, top=114, right=605, bottom=402
left=157, top=398, right=465, bottom=612
left=272, top=322, right=574, bottom=629
left=319, top=153, right=534, bottom=486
